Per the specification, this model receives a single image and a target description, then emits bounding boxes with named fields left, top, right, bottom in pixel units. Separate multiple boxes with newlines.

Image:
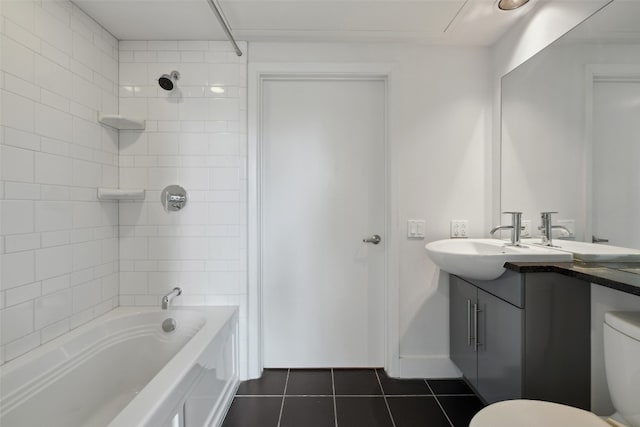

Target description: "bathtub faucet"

left=162, top=287, right=182, bottom=310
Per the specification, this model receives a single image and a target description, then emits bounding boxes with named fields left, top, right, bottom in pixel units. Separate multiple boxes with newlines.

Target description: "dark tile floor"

left=222, top=368, right=485, bottom=427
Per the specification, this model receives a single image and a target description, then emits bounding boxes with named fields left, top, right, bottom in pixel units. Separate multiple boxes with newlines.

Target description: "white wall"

left=250, top=42, right=491, bottom=377
left=117, top=41, right=249, bottom=374
left=0, top=0, right=120, bottom=364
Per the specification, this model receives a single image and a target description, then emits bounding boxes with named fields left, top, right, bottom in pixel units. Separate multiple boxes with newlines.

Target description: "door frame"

left=247, top=62, right=398, bottom=379
left=583, top=64, right=640, bottom=242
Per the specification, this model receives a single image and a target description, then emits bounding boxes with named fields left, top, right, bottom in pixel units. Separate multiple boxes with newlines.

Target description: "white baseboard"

left=395, top=356, right=462, bottom=379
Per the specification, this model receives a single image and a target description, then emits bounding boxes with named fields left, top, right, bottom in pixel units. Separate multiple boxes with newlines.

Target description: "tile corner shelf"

left=98, top=113, right=145, bottom=130
left=97, top=188, right=146, bottom=201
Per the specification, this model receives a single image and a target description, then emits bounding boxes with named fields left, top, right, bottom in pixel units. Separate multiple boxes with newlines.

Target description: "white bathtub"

left=0, top=306, right=239, bottom=427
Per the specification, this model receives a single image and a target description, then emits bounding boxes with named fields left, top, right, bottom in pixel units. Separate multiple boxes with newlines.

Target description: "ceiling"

left=71, top=0, right=535, bottom=45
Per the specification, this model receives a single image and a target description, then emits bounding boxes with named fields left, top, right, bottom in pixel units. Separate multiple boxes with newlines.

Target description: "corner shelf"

left=97, top=188, right=146, bottom=201
left=98, top=113, right=145, bottom=131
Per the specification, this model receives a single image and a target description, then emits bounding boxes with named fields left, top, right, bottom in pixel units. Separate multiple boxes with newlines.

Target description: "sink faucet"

left=490, top=211, right=524, bottom=246
left=538, top=212, right=572, bottom=246
left=161, top=287, right=182, bottom=310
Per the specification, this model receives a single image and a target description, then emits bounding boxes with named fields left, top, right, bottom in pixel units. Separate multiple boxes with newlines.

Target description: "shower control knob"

left=363, top=234, right=382, bottom=245
left=161, top=185, right=188, bottom=212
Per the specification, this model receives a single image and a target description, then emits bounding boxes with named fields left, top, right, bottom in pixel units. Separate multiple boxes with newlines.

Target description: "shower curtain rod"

left=205, top=0, right=243, bottom=56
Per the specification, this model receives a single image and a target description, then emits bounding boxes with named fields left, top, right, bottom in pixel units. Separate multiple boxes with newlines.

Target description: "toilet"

left=470, top=311, right=640, bottom=427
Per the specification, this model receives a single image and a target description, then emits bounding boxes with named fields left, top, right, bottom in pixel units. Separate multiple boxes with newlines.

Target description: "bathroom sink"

left=525, top=239, right=640, bottom=262
left=425, top=238, right=573, bottom=281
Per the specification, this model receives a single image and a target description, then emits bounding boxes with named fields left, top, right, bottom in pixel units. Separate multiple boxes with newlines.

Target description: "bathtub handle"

left=162, top=185, right=188, bottom=212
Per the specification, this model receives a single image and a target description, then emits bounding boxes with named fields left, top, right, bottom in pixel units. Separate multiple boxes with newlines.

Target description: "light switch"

left=408, top=220, right=426, bottom=239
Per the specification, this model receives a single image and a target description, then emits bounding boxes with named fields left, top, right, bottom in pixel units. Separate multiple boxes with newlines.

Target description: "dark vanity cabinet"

left=450, top=271, right=591, bottom=408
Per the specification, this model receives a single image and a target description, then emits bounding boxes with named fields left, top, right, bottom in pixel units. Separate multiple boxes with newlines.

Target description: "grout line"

left=334, top=394, right=392, bottom=398
left=286, top=394, right=333, bottom=397
left=236, top=396, right=304, bottom=398
left=376, top=394, right=434, bottom=397
left=425, top=380, right=454, bottom=427
left=276, top=369, right=290, bottom=427
left=332, top=368, right=338, bottom=427
left=433, top=393, right=477, bottom=397
left=375, top=369, right=397, bottom=427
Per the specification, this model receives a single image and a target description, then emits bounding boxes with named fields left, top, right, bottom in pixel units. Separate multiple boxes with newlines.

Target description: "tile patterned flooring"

left=222, top=368, right=485, bottom=427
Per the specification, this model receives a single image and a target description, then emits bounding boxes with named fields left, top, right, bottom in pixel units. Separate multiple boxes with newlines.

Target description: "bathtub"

left=0, top=306, right=239, bottom=427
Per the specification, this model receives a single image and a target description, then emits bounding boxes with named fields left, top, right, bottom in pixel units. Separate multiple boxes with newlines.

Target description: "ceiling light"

left=498, top=0, right=530, bottom=11
left=210, top=86, right=225, bottom=94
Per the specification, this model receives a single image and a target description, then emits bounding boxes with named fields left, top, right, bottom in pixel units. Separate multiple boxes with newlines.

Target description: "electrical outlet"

left=450, top=220, right=468, bottom=238
left=522, top=220, right=531, bottom=238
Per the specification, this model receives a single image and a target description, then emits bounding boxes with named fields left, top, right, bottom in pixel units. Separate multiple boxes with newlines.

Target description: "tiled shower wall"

left=117, top=41, right=248, bottom=367
left=0, top=0, right=120, bottom=363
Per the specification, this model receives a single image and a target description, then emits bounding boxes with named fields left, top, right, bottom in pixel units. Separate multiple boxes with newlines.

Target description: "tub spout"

left=162, top=287, right=182, bottom=310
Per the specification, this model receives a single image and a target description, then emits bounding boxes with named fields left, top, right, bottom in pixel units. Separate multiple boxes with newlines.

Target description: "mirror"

left=500, top=0, right=640, bottom=250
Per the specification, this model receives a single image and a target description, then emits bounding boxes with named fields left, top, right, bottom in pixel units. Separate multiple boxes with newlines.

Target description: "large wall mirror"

left=501, top=0, right=640, bottom=249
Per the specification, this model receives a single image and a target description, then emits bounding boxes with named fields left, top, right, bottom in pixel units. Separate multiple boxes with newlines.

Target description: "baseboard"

left=395, top=356, right=462, bottom=379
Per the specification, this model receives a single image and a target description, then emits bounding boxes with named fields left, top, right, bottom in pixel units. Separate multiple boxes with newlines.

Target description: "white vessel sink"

left=425, top=238, right=573, bottom=281
left=526, top=239, right=640, bottom=262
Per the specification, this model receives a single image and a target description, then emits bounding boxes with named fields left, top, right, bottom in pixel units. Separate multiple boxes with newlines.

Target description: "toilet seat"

left=470, top=400, right=611, bottom=427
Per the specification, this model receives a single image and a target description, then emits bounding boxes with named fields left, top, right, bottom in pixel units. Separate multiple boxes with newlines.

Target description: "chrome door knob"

left=363, top=234, right=382, bottom=245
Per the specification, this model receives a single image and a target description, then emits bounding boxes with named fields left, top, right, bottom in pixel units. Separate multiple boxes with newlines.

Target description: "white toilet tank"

left=604, top=311, right=640, bottom=427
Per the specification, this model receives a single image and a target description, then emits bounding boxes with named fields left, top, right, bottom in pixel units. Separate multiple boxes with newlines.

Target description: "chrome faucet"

left=538, top=212, right=572, bottom=246
left=161, top=287, right=182, bottom=310
left=490, top=211, right=524, bottom=246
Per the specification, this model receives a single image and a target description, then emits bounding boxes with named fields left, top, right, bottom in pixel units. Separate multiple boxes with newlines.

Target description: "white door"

left=592, top=80, right=640, bottom=248
left=261, top=77, right=386, bottom=368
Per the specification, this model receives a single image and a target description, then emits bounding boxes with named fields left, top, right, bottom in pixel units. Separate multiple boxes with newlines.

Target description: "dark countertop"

left=504, top=261, right=640, bottom=297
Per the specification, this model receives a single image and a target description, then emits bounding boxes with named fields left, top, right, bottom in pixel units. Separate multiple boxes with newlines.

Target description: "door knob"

left=363, top=234, right=382, bottom=245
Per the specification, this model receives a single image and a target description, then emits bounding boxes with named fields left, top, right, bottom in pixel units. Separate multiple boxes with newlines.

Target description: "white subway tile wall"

left=0, top=0, right=119, bottom=364
left=117, top=41, right=248, bottom=369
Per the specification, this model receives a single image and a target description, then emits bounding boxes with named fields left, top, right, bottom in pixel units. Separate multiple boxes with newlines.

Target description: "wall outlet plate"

left=450, top=220, right=468, bottom=238
left=522, top=220, right=531, bottom=237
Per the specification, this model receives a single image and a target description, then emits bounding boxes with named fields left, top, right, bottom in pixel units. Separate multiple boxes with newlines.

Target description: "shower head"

left=158, top=71, right=180, bottom=91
